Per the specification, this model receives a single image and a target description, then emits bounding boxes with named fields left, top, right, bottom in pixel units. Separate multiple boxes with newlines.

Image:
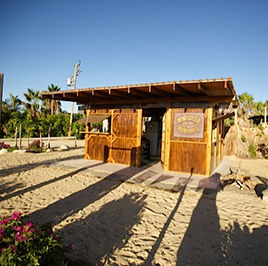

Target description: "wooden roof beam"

left=151, top=86, right=172, bottom=97
left=93, top=90, right=119, bottom=99
left=224, top=80, right=233, bottom=96
left=89, top=95, right=234, bottom=105
left=173, top=83, right=195, bottom=96
left=109, top=89, right=129, bottom=98
left=130, top=88, right=152, bottom=98
left=198, top=83, right=214, bottom=96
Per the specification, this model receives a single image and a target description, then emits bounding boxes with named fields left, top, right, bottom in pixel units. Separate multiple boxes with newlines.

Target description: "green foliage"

left=7, top=147, right=18, bottom=152
left=248, top=143, right=256, bottom=158
left=27, top=140, right=44, bottom=153
left=0, top=212, right=69, bottom=265
left=71, top=114, right=85, bottom=139
left=256, top=132, right=264, bottom=137
left=241, top=135, right=247, bottom=143
left=224, top=117, right=234, bottom=127
left=238, top=92, right=255, bottom=118
left=258, top=124, right=264, bottom=131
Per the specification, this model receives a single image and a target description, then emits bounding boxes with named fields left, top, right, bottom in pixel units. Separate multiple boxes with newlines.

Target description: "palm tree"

left=23, top=89, right=40, bottom=118
left=9, top=93, right=22, bottom=112
left=238, top=92, right=255, bottom=119
left=47, top=84, right=62, bottom=115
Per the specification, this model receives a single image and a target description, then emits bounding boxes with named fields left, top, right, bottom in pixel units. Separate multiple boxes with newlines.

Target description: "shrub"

left=0, top=141, right=11, bottom=149
left=7, top=147, right=18, bottom=152
left=258, top=124, right=264, bottom=131
left=241, top=135, right=247, bottom=143
left=0, top=211, right=69, bottom=265
left=248, top=143, right=256, bottom=158
left=27, top=140, right=44, bottom=153
left=256, top=131, right=264, bottom=137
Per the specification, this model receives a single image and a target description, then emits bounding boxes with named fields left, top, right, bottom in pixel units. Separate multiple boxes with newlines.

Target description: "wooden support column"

left=205, top=108, right=213, bottom=176
left=213, top=124, right=217, bottom=170
left=220, top=120, right=224, bottom=160
left=164, top=107, right=171, bottom=171
left=136, top=109, right=142, bottom=166
left=216, top=121, right=220, bottom=166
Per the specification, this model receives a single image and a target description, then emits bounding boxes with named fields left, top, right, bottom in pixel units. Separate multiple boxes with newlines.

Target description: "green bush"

left=0, top=212, right=70, bottom=265
left=248, top=143, right=256, bottom=158
left=241, top=135, right=247, bottom=143
left=256, top=131, right=264, bottom=137
left=27, top=140, right=44, bottom=153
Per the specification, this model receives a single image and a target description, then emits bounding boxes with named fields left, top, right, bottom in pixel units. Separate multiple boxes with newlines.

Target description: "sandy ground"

left=0, top=148, right=268, bottom=265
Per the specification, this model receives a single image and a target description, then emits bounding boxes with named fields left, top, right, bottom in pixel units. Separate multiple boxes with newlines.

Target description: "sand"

left=0, top=148, right=268, bottom=265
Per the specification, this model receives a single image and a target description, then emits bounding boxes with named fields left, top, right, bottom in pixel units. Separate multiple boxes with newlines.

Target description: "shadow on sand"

left=28, top=163, right=154, bottom=225
left=0, top=162, right=104, bottom=202
left=0, top=154, right=84, bottom=178
left=61, top=192, right=147, bottom=265
left=176, top=173, right=268, bottom=265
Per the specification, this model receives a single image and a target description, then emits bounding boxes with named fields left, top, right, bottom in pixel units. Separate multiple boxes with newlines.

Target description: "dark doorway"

left=141, top=108, right=166, bottom=165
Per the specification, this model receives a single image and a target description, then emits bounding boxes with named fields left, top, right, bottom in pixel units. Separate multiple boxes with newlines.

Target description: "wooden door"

left=110, top=109, right=142, bottom=166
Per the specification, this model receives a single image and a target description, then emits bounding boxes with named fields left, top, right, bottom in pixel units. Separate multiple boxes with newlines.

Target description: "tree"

left=9, top=93, right=22, bottom=112
left=23, top=89, right=40, bottom=118
left=46, top=84, right=62, bottom=115
left=238, top=92, right=255, bottom=118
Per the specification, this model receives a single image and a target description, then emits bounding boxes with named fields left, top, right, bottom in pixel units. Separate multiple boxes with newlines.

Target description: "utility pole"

left=0, top=73, right=3, bottom=127
left=68, top=61, right=81, bottom=136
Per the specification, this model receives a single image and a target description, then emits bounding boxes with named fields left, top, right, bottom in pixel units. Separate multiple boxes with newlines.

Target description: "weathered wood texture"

left=211, top=119, right=224, bottom=172
left=167, top=108, right=212, bottom=175
left=85, top=109, right=142, bottom=166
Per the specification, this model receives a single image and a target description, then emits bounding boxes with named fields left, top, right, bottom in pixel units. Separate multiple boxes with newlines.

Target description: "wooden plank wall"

left=164, top=108, right=212, bottom=176
left=211, top=119, right=224, bottom=172
left=85, top=109, right=142, bottom=166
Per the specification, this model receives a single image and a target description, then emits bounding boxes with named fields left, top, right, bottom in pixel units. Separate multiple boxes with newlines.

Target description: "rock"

left=58, top=145, right=69, bottom=151
left=0, top=148, right=8, bottom=154
left=12, top=149, right=26, bottom=153
left=46, top=149, right=52, bottom=153
left=262, top=188, right=268, bottom=202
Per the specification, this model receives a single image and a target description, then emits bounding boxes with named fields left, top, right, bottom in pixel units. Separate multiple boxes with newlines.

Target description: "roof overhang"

left=41, top=77, right=237, bottom=107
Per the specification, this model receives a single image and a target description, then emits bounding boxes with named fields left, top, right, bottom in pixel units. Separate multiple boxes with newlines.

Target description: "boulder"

left=46, top=149, right=52, bottom=153
left=58, top=145, right=69, bottom=151
left=262, top=188, right=268, bottom=202
left=0, top=148, right=8, bottom=154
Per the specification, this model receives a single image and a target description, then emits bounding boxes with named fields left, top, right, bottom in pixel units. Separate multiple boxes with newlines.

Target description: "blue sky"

left=1, top=0, right=268, bottom=112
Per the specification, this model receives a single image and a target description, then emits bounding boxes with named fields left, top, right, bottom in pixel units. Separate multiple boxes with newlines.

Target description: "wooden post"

left=136, top=109, right=142, bottom=166
left=216, top=121, right=220, bottom=166
left=14, top=126, right=18, bottom=148
left=48, top=127, right=51, bottom=149
left=19, top=124, right=22, bottom=150
left=68, top=61, right=81, bottom=137
left=205, top=108, right=213, bottom=176
left=40, top=131, right=42, bottom=148
left=27, top=133, right=29, bottom=149
left=75, top=129, right=78, bottom=148
left=164, top=107, right=171, bottom=171
left=234, top=108, right=237, bottom=125
left=0, top=74, right=3, bottom=127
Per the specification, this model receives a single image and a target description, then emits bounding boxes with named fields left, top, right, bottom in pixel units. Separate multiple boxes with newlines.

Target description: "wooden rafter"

left=173, top=83, right=195, bottom=96
left=151, top=86, right=172, bottom=97
left=109, top=89, right=129, bottom=98
left=130, top=88, right=152, bottom=98
left=198, top=83, right=214, bottom=96
left=41, top=78, right=236, bottom=106
left=84, top=95, right=233, bottom=106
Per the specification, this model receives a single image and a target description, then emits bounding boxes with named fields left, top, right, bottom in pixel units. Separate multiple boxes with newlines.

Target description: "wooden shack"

left=41, top=78, right=237, bottom=176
